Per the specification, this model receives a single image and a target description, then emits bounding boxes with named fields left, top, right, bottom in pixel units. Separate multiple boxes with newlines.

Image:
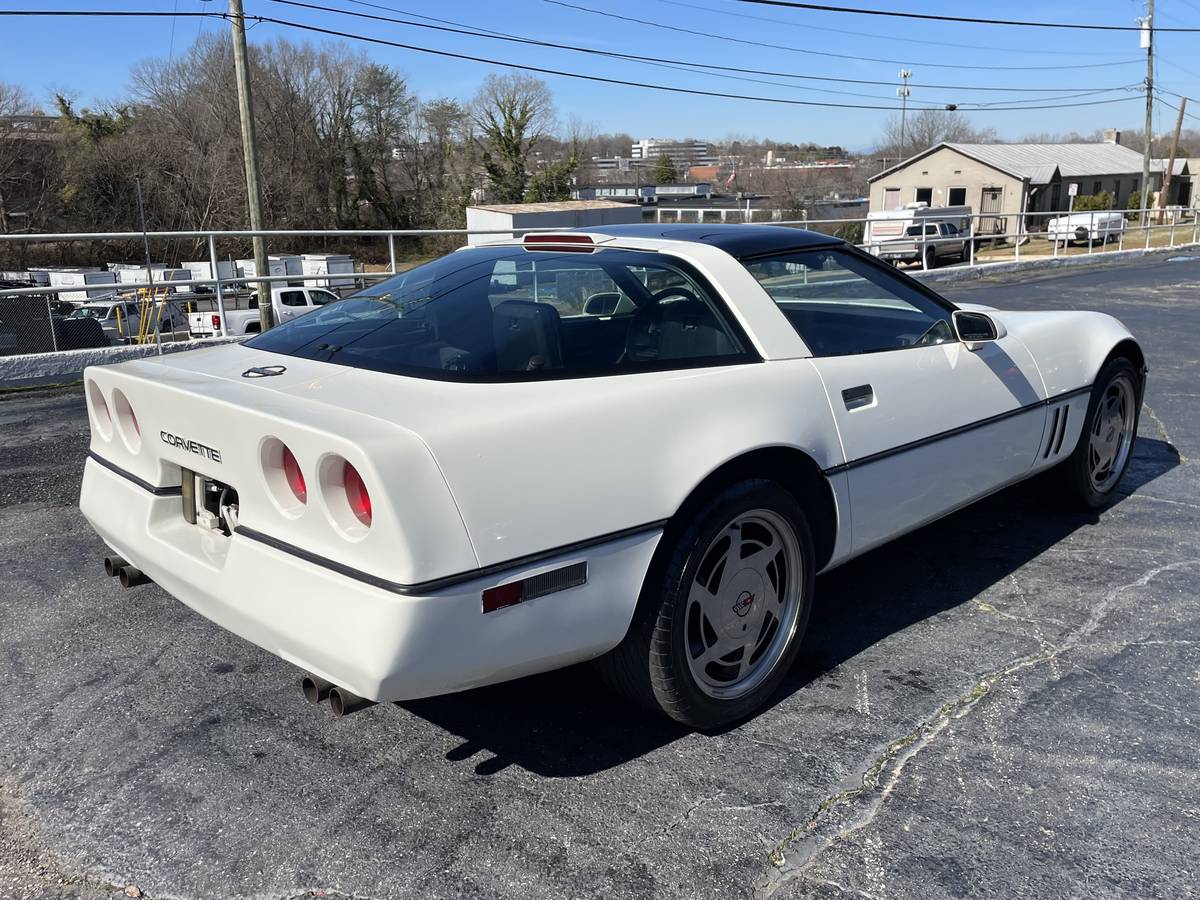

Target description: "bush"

left=1126, top=190, right=1144, bottom=219
left=1072, top=192, right=1111, bottom=212
left=835, top=220, right=864, bottom=244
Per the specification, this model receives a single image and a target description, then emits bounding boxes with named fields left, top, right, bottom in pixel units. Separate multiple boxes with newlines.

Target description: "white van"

left=865, top=203, right=973, bottom=252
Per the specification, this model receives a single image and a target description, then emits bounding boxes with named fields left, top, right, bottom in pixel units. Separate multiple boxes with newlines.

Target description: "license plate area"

left=181, top=467, right=240, bottom=535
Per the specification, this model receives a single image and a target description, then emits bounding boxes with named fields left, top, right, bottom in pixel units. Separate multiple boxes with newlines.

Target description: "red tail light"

left=343, top=462, right=371, bottom=527
left=282, top=446, right=306, bottom=503
left=211, top=314, right=221, bottom=328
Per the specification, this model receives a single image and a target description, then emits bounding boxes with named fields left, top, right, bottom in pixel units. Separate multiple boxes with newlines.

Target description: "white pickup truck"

left=1045, top=211, right=1125, bottom=246
left=188, top=285, right=339, bottom=338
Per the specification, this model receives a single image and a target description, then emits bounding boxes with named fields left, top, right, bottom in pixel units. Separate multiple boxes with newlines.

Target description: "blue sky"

left=2, top=0, right=1199, bottom=149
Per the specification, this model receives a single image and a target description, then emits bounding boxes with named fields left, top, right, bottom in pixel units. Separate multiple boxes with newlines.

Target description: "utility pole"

left=1140, top=1, right=1154, bottom=226
left=1159, top=95, right=1186, bottom=215
left=229, top=0, right=271, bottom=332
left=897, top=70, right=912, bottom=161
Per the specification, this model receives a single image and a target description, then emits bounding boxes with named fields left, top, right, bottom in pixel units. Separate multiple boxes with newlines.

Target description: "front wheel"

left=1060, top=357, right=1141, bottom=508
left=595, top=480, right=814, bottom=728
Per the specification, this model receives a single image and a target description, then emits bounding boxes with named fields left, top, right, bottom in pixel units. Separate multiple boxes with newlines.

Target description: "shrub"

left=1072, top=192, right=1111, bottom=212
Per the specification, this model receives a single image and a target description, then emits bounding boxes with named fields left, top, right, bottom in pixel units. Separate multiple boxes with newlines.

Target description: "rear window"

left=246, top=245, right=752, bottom=380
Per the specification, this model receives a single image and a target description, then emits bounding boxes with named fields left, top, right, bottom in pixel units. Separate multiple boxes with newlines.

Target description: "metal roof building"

left=868, top=140, right=1191, bottom=237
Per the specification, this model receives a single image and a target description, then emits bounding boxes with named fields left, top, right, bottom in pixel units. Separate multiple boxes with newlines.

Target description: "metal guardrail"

left=0, top=209, right=1195, bottom=358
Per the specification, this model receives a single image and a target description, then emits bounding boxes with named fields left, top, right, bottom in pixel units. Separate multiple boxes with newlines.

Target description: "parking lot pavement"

left=1, top=256, right=1197, bottom=900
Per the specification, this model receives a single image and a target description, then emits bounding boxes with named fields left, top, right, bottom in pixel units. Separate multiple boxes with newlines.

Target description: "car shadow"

left=397, top=436, right=1179, bottom=778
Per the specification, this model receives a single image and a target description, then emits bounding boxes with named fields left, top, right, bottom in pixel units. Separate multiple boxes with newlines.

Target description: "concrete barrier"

left=0, top=336, right=245, bottom=390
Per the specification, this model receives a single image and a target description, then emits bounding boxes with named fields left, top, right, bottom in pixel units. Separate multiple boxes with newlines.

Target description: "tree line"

left=0, top=33, right=585, bottom=265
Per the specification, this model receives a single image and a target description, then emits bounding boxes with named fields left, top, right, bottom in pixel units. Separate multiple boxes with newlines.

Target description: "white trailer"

left=182, top=259, right=238, bottom=285
left=1045, top=211, right=1126, bottom=245
left=236, top=258, right=289, bottom=282
left=301, top=253, right=356, bottom=289
left=44, top=269, right=118, bottom=303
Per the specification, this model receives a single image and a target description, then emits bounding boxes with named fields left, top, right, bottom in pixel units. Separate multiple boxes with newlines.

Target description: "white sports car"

left=80, top=225, right=1145, bottom=727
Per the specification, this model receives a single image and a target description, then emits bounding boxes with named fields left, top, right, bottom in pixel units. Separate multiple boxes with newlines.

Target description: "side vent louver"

left=1044, top=408, right=1061, bottom=458
left=1053, top=405, right=1070, bottom=455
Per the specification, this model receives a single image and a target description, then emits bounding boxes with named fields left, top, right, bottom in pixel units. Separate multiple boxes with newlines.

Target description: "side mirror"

left=953, top=310, right=1007, bottom=350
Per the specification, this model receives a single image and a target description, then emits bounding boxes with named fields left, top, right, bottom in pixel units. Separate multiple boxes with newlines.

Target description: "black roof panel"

left=582, top=223, right=843, bottom=258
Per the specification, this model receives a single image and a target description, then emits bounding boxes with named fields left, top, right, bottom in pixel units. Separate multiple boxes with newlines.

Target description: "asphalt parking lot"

left=1, top=256, right=1197, bottom=900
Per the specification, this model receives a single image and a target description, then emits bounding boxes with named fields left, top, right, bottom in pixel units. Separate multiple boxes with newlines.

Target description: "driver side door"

left=744, top=248, right=1047, bottom=555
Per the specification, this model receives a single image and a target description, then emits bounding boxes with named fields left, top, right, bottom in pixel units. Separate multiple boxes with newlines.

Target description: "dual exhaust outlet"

left=103, top=555, right=373, bottom=718
left=103, top=555, right=151, bottom=589
left=302, top=674, right=376, bottom=717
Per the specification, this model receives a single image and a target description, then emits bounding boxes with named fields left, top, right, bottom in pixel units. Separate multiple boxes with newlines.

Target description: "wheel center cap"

left=719, top=569, right=767, bottom=638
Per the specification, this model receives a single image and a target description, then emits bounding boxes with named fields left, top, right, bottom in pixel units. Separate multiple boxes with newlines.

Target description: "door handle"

left=842, top=384, right=874, bottom=410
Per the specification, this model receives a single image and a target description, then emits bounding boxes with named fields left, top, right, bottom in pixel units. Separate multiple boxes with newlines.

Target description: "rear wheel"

left=595, top=480, right=814, bottom=728
left=1060, top=357, right=1141, bottom=508
left=923, top=247, right=937, bottom=270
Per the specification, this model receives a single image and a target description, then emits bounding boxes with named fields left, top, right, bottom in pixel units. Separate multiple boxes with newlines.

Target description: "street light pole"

left=229, top=0, right=272, bottom=332
left=897, top=69, right=912, bottom=161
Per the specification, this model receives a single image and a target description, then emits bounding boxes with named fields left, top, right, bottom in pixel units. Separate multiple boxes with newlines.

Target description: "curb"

left=0, top=336, right=245, bottom=389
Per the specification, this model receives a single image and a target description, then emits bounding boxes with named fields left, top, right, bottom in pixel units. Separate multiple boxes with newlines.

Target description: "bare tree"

left=877, top=109, right=997, bottom=161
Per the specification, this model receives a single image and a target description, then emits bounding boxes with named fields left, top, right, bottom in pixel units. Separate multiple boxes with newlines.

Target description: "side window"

left=310, top=290, right=338, bottom=305
left=279, top=290, right=307, bottom=307
left=743, top=249, right=955, bottom=357
left=944, top=223, right=959, bottom=236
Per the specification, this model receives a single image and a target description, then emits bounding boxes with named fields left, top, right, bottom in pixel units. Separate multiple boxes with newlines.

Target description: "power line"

left=231, top=11, right=1147, bottom=113
left=649, top=0, right=1137, bottom=57
left=735, top=0, right=1200, bottom=32
left=544, top=0, right=1143, bottom=70
left=281, top=0, right=1140, bottom=99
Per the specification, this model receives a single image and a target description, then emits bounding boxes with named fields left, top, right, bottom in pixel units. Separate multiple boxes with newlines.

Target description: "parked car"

left=1046, top=210, right=1126, bottom=246
left=70, top=298, right=187, bottom=344
left=80, top=225, right=1144, bottom=727
left=187, top=285, right=339, bottom=337
left=0, top=291, right=107, bottom=355
left=876, top=221, right=970, bottom=268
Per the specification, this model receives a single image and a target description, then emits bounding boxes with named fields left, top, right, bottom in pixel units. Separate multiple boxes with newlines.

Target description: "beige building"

left=868, top=140, right=1189, bottom=237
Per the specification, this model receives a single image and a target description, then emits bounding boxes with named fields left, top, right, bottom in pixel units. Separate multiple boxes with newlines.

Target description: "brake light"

left=522, top=233, right=595, bottom=252
left=86, top=381, right=113, bottom=440
left=211, top=314, right=221, bottom=328
left=282, top=446, right=306, bottom=503
left=343, top=462, right=371, bottom=527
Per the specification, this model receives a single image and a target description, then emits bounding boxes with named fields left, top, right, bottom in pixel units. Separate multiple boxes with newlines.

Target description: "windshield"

left=246, top=245, right=750, bottom=380
left=70, top=306, right=107, bottom=319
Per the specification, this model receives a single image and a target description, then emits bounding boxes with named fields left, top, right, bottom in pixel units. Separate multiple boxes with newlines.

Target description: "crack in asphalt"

left=1141, top=403, right=1188, bottom=462
left=757, top=558, right=1200, bottom=898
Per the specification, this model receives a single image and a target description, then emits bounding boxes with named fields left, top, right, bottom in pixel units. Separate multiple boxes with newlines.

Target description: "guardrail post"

left=1170, top=214, right=1177, bottom=247
left=1088, top=212, right=1094, bottom=255
left=1144, top=214, right=1152, bottom=251
left=45, top=294, right=58, bottom=352
left=969, top=232, right=975, bottom=267
left=388, top=233, right=397, bottom=274
left=208, top=233, right=228, bottom=337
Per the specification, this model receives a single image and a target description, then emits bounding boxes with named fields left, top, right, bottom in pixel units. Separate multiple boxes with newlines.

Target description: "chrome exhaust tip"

left=329, top=686, right=376, bottom=717
left=301, top=674, right=333, bottom=704
left=104, top=555, right=127, bottom=577
left=118, top=565, right=150, bottom=588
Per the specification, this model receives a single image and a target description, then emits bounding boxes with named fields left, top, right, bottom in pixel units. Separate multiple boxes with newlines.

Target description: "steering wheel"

left=650, top=286, right=701, bottom=305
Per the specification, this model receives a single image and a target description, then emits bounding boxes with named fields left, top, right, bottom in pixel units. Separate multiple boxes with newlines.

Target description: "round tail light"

left=343, top=462, right=371, bottom=527
left=282, top=446, right=307, bottom=503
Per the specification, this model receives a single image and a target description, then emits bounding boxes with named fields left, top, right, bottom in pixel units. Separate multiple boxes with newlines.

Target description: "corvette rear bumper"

left=80, top=456, right=660, bottom=702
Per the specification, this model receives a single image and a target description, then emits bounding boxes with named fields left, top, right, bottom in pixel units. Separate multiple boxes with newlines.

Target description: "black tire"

left=924, top=247, right=937, bottom=270
left=594, top=479, right=815, bottom=729
left=1059, top=356, right=1142, bottom=509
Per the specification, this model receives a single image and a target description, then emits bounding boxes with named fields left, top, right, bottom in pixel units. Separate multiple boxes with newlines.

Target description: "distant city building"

left=630, top=139, right=716, bottom=169
left=570, top=183, right=711, bottom=202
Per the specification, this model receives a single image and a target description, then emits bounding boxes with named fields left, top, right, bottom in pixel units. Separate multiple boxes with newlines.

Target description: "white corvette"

left=80, top=225, right=1145, bottom=726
